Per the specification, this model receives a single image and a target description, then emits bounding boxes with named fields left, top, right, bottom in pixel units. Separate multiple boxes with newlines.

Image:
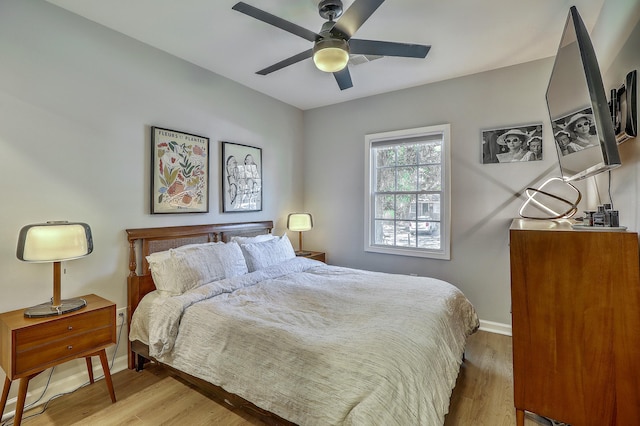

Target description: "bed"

left=126, top=221, right=479, bottom=425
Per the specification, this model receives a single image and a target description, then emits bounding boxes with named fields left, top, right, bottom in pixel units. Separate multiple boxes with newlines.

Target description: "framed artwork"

left=481, top=123, right=543, bottom=164
left=151, top=126, right=209, bottom=214
left=221, top=142, right=262, bottom=212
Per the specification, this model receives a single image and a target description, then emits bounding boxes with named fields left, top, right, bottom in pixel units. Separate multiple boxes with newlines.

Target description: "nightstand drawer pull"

left=67, top=345, right=73, bottom=350
left=68, top=326, right=73, bottom=330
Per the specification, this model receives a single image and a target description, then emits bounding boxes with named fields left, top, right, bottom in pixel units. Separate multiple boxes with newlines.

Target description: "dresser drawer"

left=15, top=326, right=114, bottom=376
left=14, top=308, right=113, bottom=351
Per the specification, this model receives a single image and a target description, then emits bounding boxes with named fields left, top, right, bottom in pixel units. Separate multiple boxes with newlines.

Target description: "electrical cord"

left=590, top=171, right=615, bottom=210
left=607, top=170, right=614, bottom=209
left=1, top=312, right=126, bottom=426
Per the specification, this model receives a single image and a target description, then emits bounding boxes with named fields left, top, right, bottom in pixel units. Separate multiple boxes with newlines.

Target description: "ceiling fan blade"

left=233, top=2, right=319, bottom=42
left=333, top=67, right=353, bottom=90
left=350, top=39, right=431, bottom=58
left=331, top=0, right=385, bottom=39
left=256, top=49, right=313, bottom=75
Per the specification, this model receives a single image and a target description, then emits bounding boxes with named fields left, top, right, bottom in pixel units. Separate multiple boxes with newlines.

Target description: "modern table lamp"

left=287, top=213, right=313, bottom=256
left=16, top=221, right=93, bottom=318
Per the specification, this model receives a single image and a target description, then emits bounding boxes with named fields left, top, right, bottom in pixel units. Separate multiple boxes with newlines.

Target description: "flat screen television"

left=546, top=6, right=620, bottom=182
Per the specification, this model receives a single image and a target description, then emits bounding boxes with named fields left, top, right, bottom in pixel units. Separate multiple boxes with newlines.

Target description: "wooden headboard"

left=125, top=221, right=273, bottom=369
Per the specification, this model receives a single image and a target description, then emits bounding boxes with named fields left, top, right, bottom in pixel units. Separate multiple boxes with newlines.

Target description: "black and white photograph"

left=551, top=107, right=599, bottom=156
left=221, top=141, right=262, bottom=212
left=482, top=124, right=543, bottom=164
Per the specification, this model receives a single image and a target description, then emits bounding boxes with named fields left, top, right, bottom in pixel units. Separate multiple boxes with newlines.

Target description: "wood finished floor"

left=17, top=331, right=550, bottom=425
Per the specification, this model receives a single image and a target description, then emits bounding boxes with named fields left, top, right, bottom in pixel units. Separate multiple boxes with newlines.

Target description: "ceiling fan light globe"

left=313, top=39, right=349, bottom=73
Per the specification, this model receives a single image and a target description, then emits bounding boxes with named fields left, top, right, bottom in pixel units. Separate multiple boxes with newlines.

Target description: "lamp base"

left=295, top=251, right=312, bottom=257
left=24, top=298, right=87, bottom=318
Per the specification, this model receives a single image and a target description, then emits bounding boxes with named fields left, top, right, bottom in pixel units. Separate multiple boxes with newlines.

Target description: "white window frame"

left=364, top=124, right=451, bottom=260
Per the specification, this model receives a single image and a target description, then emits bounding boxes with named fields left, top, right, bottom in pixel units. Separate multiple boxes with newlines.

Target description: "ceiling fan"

left=232, top=0, right=431, bottom=90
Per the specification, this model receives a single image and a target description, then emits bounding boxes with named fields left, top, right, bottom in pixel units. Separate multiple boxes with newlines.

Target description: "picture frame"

left=221, top=142, right=262, bottom=212
left=481, top=123, right=543, bottom=164
left=150, top=126, right=209, bottom=214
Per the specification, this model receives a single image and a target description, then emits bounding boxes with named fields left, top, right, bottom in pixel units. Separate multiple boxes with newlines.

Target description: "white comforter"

left=131, top=257, right=479, bottom=425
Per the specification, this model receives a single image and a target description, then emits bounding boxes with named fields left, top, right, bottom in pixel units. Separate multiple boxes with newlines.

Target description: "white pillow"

left=146, top=242, right=248, bottom=295
left=230, top=233, right=275, bottom=245
left=240, top=234, right=296, bottom=272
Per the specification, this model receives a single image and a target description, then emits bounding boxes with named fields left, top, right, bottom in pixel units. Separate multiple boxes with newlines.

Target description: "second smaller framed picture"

left=221, top=142, right=262, bottom=212
left=481, top=124, right=543, bottom=164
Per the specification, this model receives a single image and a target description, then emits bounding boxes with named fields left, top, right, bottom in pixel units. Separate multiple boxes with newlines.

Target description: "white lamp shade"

left=287, top=213, right=313, bottom=232
left=17, top=221, right=93, bottom=262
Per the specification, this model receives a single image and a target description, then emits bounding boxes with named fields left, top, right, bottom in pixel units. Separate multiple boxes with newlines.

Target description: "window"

left=365, top=124, right=450, bottom=260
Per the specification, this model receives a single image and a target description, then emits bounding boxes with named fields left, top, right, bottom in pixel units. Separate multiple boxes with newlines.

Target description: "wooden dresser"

left=509, top=219, right=640, bottom=426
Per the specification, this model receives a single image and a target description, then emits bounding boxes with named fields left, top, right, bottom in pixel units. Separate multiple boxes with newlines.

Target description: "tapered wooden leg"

left=14, top=374, right=36, bottom=426
left=516, top=408, right=525, bottom=426
left=98, top=349, right=116, bottom=403
left=85, top=357, right=95, bottom=384
left=0, top=377, right=11, bottom=420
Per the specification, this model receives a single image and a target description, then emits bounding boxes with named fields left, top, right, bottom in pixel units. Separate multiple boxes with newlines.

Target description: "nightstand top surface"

left=0, top=294, right=114, bottom=327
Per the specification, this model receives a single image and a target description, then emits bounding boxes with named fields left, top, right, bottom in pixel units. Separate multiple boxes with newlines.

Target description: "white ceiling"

left=44, top=0, right=633, bottom=110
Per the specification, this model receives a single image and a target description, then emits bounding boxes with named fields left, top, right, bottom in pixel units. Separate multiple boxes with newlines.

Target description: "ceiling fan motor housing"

left=318, top=0, right=344, bottom=21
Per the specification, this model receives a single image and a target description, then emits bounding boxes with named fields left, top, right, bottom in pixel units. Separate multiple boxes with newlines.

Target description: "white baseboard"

left=0, top=351, right=129, bottom=422
left=479, top=319, right=512, bottom=336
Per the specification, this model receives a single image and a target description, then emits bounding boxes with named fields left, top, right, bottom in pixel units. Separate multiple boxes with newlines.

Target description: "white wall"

left=302, top=59, right=561, bottom=328
left=0, top=0, right=303, bottom=415
left=302, top=5, right=640, bottom=329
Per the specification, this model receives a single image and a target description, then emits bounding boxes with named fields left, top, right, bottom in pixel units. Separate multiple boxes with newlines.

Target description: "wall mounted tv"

left=547, top=6, right=620, bottom=182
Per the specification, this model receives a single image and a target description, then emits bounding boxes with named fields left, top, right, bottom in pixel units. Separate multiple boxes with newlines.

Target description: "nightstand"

left=298, top=251, right=326, bottom=262
left=0, top=294, right=116, bottom=425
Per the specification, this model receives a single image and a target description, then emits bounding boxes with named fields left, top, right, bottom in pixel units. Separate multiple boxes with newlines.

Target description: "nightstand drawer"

left=15, top=326, right=114, bottom=376
left=14, top=308, right=113, bottom=351
left=298, top=251, right=325, bottom=262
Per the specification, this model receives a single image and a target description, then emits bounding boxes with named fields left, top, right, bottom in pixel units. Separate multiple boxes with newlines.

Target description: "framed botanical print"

left=151, top=126, right=209, bottom=214
left=221, top=142, right=262, bottom=212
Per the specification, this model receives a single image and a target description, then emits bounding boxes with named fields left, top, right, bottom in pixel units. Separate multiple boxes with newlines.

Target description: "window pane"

left=397, top=144, right=418, bottom=166
left=396, top=166, right=417, bottom=191
left=419, top=165, right=441, bottom=191
left=396, top=194, right=415, bottom=220
left=375, top=195, right=395, bottom=219
left=374, top=220, right=395, bottom=245
left=395, top=220, right=413, bottom=247
left=415, top=222, right=441, bottom=249
left=375, top=147, right=395, bottom=167
left=418, top=142, right=441, bottom=164
left=376, top=168, right=395, bottom=191
left=418, top=194, right=440, bottom=220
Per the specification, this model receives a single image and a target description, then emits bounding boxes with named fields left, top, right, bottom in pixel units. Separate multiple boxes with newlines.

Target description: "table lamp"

left=16, top=221, right=93, bottom=318
left=287, top=213, right=313, bottom=256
